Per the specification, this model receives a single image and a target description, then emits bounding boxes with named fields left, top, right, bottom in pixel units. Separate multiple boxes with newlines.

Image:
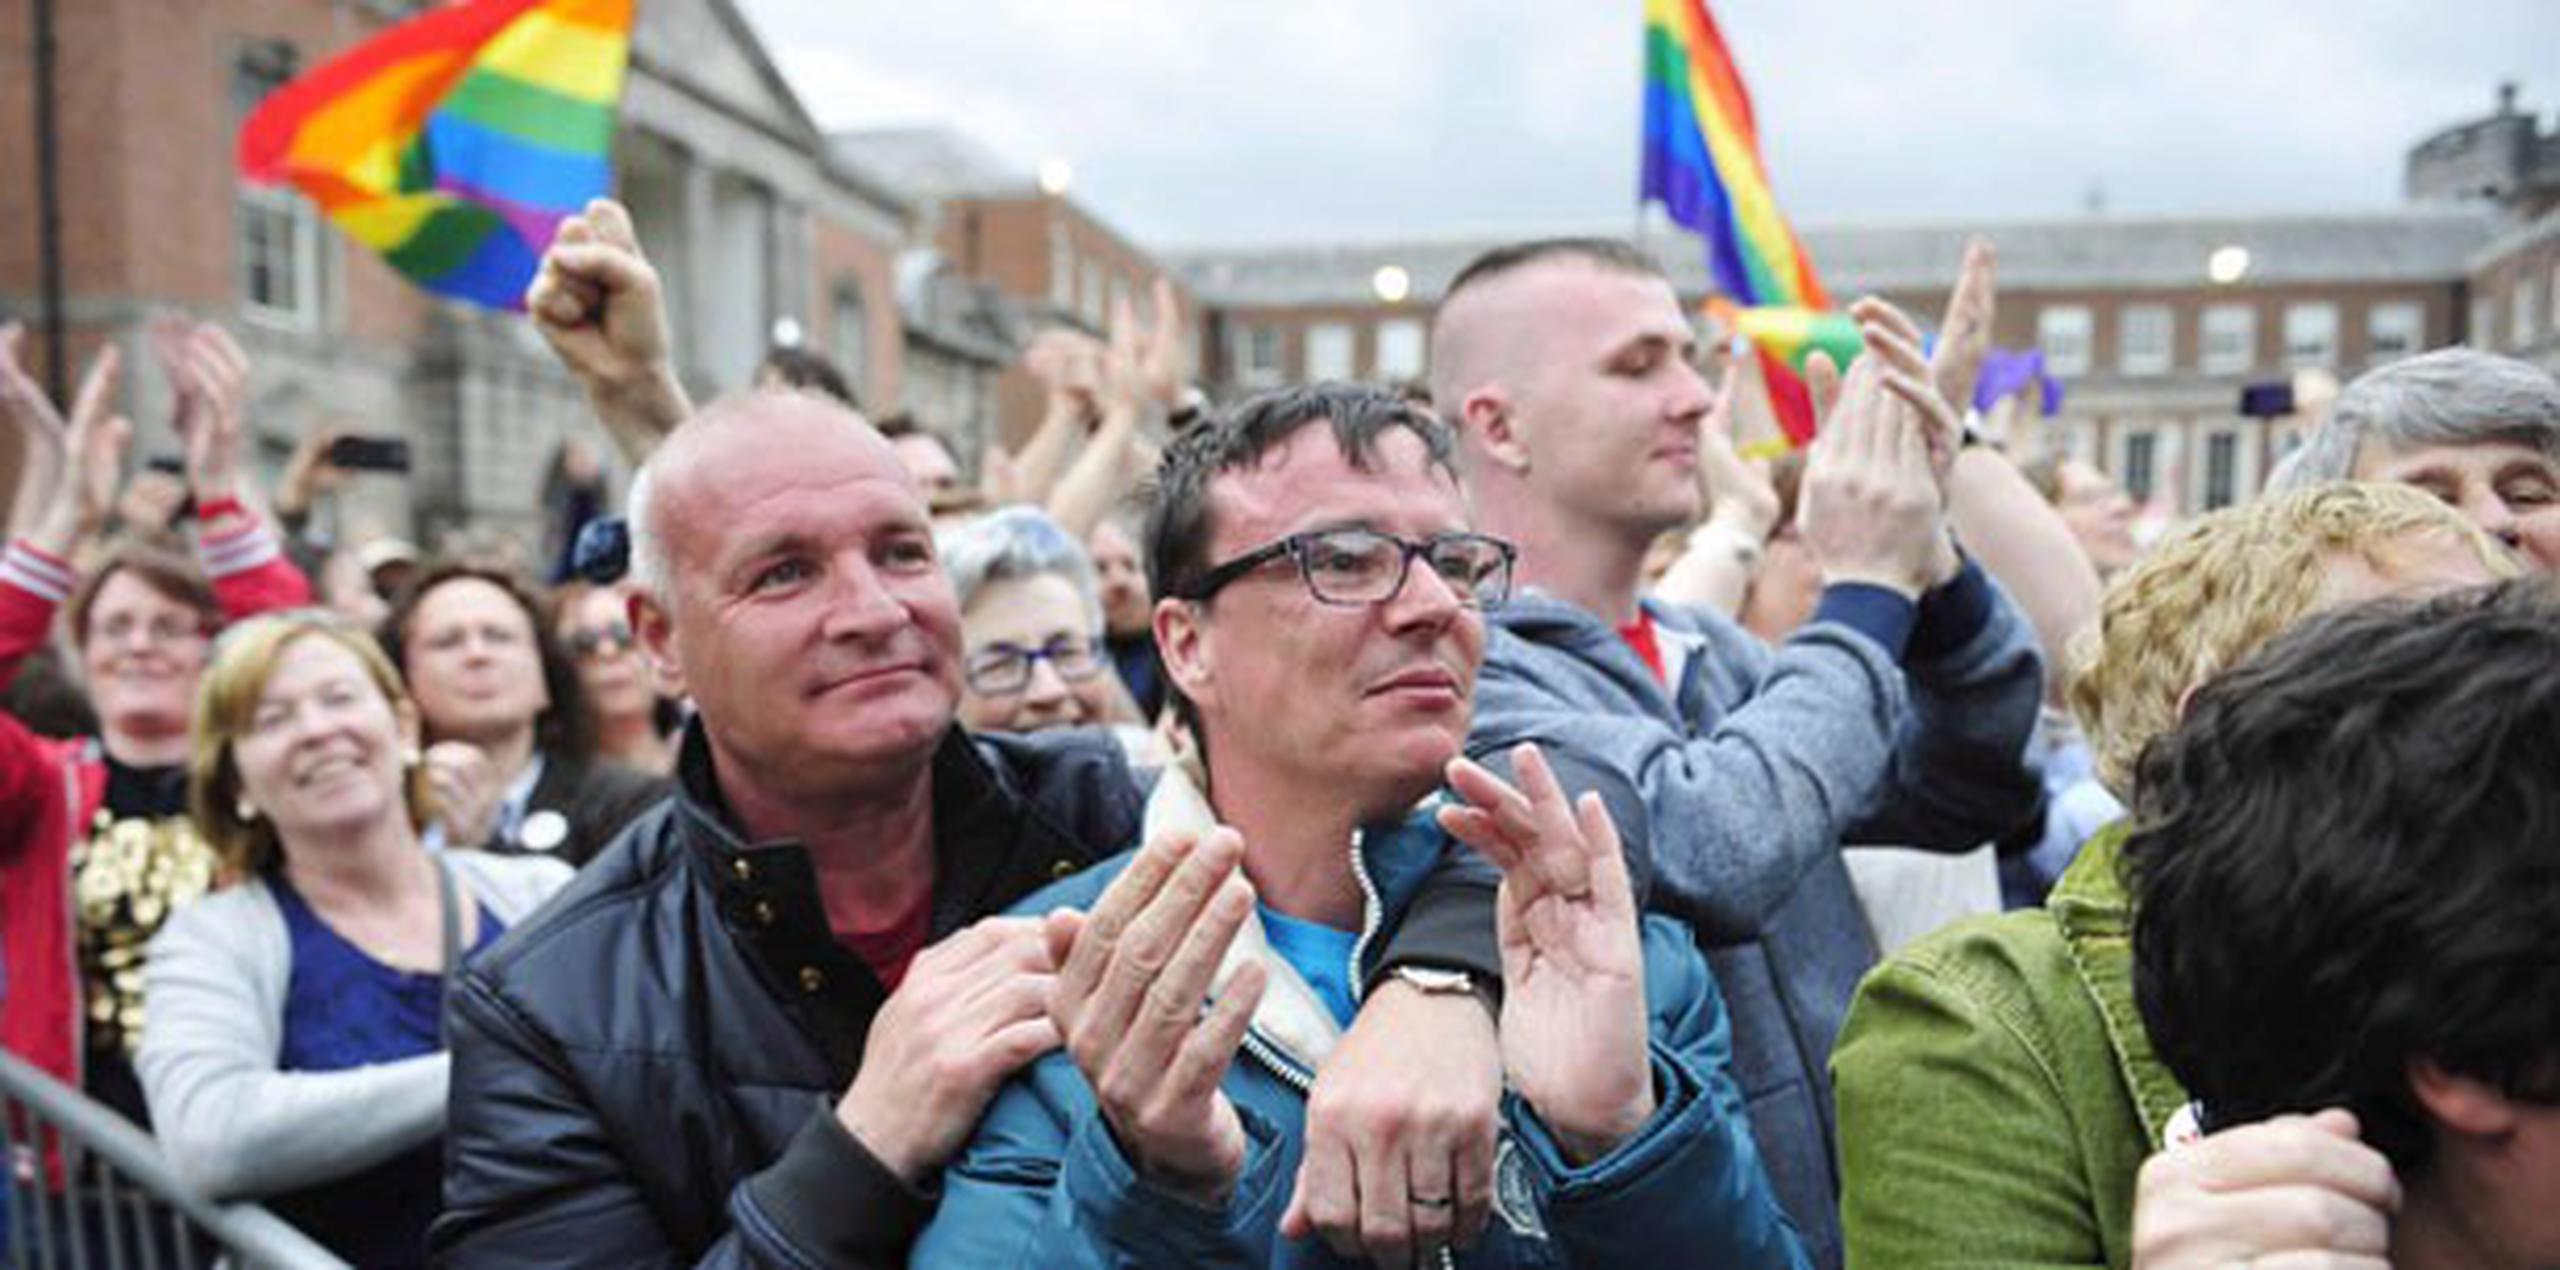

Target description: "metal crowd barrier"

left=0, top=1050, right=346, bottom=1270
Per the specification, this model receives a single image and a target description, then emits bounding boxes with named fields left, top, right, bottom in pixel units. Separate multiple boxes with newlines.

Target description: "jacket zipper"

left=1231, top=826, right=1456, bottom=1270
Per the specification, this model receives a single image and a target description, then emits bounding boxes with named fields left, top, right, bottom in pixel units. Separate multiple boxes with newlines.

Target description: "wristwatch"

left=1388, top=964, right=1494, bottom=1010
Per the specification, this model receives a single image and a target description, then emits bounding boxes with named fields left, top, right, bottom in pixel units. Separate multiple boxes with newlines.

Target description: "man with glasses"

left=912, top=383, right=1809, bottom=1268
left=1429, top=240, right=2045, bottom=1265
left=435, top=376, right=1506, bottom=1261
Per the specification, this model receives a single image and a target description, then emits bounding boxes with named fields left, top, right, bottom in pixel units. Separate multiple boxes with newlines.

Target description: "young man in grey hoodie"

left=1428, top=239, right=2045, bottom=1266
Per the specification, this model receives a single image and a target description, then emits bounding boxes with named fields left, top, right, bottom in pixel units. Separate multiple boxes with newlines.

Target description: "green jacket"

left=1829, top=826, right=2189, bottom=1269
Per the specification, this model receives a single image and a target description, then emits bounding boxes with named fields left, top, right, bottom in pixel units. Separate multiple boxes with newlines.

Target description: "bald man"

left=432, top=386, right=1507, bottom=1269
left=1430, top=239, right=2044, bottom=1266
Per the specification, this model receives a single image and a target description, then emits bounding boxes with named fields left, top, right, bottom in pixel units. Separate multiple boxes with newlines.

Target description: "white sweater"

left=136, top=850, right=570, bottom=1200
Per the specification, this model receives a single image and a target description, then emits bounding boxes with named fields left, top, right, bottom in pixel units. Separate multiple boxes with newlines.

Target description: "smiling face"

left=80, top=569, right=212, bottom=741
left=2353, top=438, right=2560, bottom=574
left=638, top=397, right=962, bottom=802
left=1486, top=259, right=1715, bottom=543
left=958, top=572, right=1113, bottom=734
left=1161, top=424, right=1483, bottom=820
left=229, top=633, right=418, bottom=850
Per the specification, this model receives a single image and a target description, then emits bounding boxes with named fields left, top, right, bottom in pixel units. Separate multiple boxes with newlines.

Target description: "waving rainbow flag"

left=1642, top=0, right=1835, bottom=443
left=238, top=0, right=634, bottom=311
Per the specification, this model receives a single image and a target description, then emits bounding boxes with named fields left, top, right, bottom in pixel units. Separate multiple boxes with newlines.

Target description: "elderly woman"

left=381, top=561, right=667, bottom=865
left=138, top=611, right=567, bottom=1268
left=1831, top=482, right=2517, bottom=1269
left=939, top=506, right=1151, bottom=741
left=2269, top=346, right=2560, bottom=570
left=0, top=325, right=309, bottom=1125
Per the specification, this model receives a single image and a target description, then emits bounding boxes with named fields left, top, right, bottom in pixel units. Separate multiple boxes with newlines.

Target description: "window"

left=2201, top=304, right=2256, bottom=374
left=1079, top=260, right=1106, bottom=327
left=2202, top=430, right=2241, bottom=510
left=830, top=284, right=868, bottom=399
left=2118, top=304, right=2173, bottom=376
left=1231, top=324, right=1283, bottom=389
left=1375, top=319, right=1426, bottom=380
left=1049, top=223, right=1075, bottom=311
left=2471, top=297, right=2495, bottom=348
left=2121, top=430, right=2157, bottom=504
left=1305, top=322, right=1355, bottom=381
left=2515, top=276, right=2542, bottom=348
left=2282, top=303, right=2338, bottom=368
left=234, top=42, right=321, bottom=328
left=2366, top=302, right=2424, bottom=362
left=2037, top=306, right=2093, bottom=376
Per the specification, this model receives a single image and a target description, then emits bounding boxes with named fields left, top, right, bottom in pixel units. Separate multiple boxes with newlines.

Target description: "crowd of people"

left=0, top=191, right=2554, bottom=1270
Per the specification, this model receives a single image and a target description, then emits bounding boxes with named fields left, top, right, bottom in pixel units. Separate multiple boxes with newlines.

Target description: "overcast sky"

left=738, top=1, right=2557, bottom=249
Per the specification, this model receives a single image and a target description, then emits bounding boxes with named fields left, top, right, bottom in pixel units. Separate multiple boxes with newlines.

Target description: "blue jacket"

left=910, top=780, right=1810, bottom=1269
left=1468, top=562, right=2045, bottom=1268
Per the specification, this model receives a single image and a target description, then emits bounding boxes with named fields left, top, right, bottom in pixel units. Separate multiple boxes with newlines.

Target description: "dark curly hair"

left=2125, top=578, right=2560, bottom=1174
left=1142, top=382, right=1460, bottom=744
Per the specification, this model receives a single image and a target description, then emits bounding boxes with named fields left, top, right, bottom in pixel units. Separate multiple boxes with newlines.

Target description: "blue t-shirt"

left=270, top=875, right=505, bottom=1270
left=1257, top=905, right=1361, bottom=1028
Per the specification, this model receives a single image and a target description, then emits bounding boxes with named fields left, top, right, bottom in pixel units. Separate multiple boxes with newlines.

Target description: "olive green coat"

left=1830, top=827, right=2190, bottom=1269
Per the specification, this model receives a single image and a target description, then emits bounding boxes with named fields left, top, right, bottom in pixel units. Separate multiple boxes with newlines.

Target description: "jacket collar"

left=1489, top=588, right=1692, bottom=719
left=668, top=719, right=1062, bottom=1073
left=1142, top=757, right=1448, bottom=1079
left=2051, top=820, right=2190, bottom=1146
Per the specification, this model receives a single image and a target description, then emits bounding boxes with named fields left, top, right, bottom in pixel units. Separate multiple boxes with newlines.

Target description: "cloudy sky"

left=737, top=1, right=2556, bottom=248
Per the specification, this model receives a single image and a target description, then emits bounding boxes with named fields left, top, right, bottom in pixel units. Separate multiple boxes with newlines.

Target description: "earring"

left=235, top=796, right=259, bottom=823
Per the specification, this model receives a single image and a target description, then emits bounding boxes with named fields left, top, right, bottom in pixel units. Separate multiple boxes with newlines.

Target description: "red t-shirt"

left=836, top=890, right=934, bottom=991
left=1618, top=610, right=1668, bottom=683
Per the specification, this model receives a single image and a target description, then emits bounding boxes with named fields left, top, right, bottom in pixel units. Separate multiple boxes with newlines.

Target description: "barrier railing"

left=0, top=1050, right=347, bottom=1269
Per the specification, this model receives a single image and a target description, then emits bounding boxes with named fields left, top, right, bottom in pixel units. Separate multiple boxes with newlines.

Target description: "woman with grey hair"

left=2267, top=346, right=2560, bottom=570
left=937, top=505, right=1152, bottom=738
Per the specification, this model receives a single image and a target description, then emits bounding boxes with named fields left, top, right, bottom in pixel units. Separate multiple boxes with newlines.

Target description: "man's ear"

left=2410, top=1059, right=2522, bottom=1138
left=631, top=588, right=687, bottom=699
left=1460, top=387, right=1531, bottom=475
left=1154, top=595, right=1213, bottom=712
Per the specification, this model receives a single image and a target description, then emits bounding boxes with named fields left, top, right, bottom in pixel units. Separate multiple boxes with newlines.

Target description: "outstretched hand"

left=1440, top=744, right=1653, bottom=1165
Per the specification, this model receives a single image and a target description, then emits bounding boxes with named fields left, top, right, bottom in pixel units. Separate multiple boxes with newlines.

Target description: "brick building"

left=1175, top=86, right=2560, bottom=518
left=0, top=0, right=909, bottom=549
left=833, top=126, right=1198, bottom=456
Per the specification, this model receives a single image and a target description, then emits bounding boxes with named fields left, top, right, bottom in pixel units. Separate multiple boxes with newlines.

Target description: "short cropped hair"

left=2126, top=579, right=2560, bottom=1173
left=937, top=505, right=1103, bottom=629
left=2066, top=482, right=2515, bottom=797
left=1144, top=382, right=1459, bottom=736
left=2266, top=347, right=2560, bottom=491
left=190, top=611, right=434, bottom=875
left=1440, top=237, right=1669, bottom=306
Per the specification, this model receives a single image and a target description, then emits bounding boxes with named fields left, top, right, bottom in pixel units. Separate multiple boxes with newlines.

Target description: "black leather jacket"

left=432, top=722, right=1496, bottom=1268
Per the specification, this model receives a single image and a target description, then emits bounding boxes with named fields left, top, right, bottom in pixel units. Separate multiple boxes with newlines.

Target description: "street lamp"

left=1372, top=264, right=1412, bottom=304
left=1038, top=158, right=1074, bottom=197
left=2208, top=245, right=2251, bottom=285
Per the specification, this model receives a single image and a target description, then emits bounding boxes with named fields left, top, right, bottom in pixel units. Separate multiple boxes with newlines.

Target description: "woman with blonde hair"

left=138, top=611, right=567, bottom=1269
left=1832, top=482, right=2518, bottom=1269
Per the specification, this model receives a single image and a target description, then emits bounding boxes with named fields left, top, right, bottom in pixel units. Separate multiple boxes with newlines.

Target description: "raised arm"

left=526, top=199, right=692, bottom=464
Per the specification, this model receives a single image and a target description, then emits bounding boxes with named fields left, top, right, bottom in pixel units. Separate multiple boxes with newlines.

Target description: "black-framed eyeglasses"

left=1173, top=528, right=1516, bottom=610
left=963, top=633, right=1107, bottom=695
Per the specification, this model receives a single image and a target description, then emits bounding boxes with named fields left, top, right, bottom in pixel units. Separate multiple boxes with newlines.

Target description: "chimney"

left=2497, top=81, right=2518, bottom=115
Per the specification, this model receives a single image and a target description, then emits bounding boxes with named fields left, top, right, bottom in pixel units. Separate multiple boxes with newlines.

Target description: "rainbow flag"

left=1642, top=0, right=1835, bottom=443
left=1715, top=303, right=1864, bottom=450
left=238, top=0, right=634, bottom=311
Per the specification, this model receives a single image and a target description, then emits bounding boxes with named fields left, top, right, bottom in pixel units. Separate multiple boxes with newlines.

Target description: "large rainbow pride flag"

left=238, top=0, right=634, bottom=311
left=1641, top=0, right=1843, bottom=446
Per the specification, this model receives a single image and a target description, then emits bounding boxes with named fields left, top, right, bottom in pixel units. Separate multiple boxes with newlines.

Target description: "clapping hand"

left=1440, top=744, right=1654, bottom=1165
